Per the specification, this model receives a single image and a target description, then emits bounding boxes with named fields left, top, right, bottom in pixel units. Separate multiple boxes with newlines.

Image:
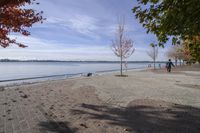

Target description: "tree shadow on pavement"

left=71, top=99, right=200, bottom=133
left=38, top=121, right=78, bottom=133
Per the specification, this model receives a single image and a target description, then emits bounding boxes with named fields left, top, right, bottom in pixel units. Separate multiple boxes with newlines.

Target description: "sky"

left=0, top=0, right=170, bottom=61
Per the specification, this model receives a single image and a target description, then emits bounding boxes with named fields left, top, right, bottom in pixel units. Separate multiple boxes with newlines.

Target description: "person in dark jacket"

left=166, top=59, right=175, bottom=72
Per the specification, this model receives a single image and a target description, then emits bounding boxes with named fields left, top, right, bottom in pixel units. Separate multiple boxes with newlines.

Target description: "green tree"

left=132, top=0, right=200, bottom=61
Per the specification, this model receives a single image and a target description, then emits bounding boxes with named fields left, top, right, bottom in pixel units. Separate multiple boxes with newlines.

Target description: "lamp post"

left=153, top=44, right=157, bottom=70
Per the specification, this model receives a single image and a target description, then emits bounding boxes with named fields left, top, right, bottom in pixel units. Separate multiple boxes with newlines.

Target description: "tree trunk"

left=175, top=57, right=177, bottom=66
left=120, top=56, right=123, bottom=76
left=153, top=46, right=156, bottom=70
left=119, top=30, right=123, bottom=76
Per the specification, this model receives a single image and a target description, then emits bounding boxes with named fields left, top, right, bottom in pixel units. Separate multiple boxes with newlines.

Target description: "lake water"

left=0, top=62, right=163, bottom=85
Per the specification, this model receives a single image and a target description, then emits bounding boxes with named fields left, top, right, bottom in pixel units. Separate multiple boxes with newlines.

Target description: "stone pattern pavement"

left=0, top=84, right=77, bottom=133
left=0, top=70, right=200, bottom=133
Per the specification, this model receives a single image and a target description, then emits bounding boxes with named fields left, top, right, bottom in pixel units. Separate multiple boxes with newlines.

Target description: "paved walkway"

left=0, top=70, right=200, bottom=133
left=80, top=70, right=200, bottom=108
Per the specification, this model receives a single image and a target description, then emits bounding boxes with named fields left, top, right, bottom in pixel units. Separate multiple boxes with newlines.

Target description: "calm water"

left=0, top=62, right=162, bottom=85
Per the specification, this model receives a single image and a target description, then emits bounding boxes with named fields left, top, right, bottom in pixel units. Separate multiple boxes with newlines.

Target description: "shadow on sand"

left=71, top=99, right=200, bottom=133
left=38, top=121, right=77, bottom=133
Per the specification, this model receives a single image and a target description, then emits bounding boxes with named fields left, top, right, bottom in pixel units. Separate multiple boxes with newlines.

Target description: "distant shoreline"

left=0, top=59, right=167, bottom=63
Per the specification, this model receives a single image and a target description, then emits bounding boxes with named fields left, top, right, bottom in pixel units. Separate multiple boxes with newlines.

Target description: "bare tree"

left=111, top=17, right=135, bottom=76
left=166, top=44, right=185, bottom=66
left=167, top=47, right=178, bottom=66
left=147, top=44, right=158, bottom=69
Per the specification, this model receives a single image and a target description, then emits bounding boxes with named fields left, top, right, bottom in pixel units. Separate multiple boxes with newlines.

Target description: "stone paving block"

left=19, top=120, right=29, bottom=131
left=16, top=111, right=24, bottom=122
left=5, top=121, right=13, bottom=133
left=12, top=119, right=21, bottom=133
left=0, top=116, right=4, bottom=126
left=0, top=126, right=4, bottom=133
left=21, top=128, right=31, bottom=133
left=30, top=127, right=48, bottom=133
left=13, top=131, right=22, bottom=133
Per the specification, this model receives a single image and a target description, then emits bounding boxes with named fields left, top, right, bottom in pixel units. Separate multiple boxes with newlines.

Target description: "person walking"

left=166, top=59, right=175, bottom=72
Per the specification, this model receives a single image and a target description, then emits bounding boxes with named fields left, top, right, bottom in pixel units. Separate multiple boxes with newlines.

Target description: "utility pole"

left=153, top=44, right=157, bottom=70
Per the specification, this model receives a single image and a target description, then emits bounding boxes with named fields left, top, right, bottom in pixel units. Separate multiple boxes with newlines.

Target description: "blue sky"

left=0, top=0, right=170, bottom=61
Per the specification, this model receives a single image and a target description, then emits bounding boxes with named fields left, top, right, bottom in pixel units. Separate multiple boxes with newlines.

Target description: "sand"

left=0, top=64, right=200, bottom=133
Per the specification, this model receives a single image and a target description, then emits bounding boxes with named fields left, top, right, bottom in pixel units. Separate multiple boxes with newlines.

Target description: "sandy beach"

left=0, top=65, right=200, bottom=133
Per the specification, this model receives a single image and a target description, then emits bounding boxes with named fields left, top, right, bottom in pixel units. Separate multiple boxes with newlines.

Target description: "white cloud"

left=1, top=0, right=170, bottom=61
left=67, top=15, right=98, bottom=33
left=39, top=14, right=100, bottom=39
left=1, top=35, right=168, bottom=61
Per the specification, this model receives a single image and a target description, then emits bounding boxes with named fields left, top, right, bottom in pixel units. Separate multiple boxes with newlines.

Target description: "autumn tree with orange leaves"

left=0, top=0, right=44, bottom=48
